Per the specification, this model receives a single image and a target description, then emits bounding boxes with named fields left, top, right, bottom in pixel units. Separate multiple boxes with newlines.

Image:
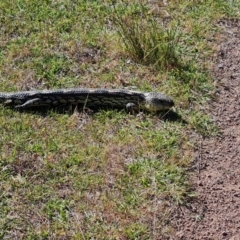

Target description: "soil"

left=172, top=19, right=240, bottom=240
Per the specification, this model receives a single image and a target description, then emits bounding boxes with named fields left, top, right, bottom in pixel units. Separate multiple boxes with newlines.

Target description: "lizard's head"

left=144, top=92, right=174, bottom=112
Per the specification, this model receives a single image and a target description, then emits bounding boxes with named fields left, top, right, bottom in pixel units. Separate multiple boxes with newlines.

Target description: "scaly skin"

left=0, top=88, right=174, bottom=112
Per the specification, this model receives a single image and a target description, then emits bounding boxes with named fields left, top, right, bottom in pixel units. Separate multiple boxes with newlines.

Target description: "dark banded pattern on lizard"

left=0, top=88, right=174, bottom=112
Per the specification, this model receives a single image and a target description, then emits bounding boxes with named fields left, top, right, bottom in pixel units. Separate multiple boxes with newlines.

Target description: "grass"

left=111, top=3, right=181, bottom=70
left=0, top=0, right=239, bottom=239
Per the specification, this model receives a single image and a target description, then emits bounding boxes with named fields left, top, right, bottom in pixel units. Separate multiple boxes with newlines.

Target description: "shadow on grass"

left=158, top=110, right=187, bottom=124
left=2, top=104, right=186, bottom=123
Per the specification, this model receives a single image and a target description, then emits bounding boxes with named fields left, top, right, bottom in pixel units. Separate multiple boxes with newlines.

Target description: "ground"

left=172, top=19, right=240, bottom=240
left=1, top=2, right=239, bottom=239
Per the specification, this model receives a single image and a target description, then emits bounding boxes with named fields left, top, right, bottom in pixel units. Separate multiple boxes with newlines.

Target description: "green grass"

left=0, top=0, right=239, bottom=239
left=111, top=3, right=181, bottom=70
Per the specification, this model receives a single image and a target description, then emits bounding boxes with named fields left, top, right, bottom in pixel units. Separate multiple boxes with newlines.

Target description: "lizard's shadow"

left=13, top=105, right=186, bottom=123
left=157, top=110, right=187, bottom=123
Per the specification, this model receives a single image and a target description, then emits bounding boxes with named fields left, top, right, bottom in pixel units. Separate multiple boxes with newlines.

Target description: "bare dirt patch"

left=172, top=19, right=240, bottom=240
